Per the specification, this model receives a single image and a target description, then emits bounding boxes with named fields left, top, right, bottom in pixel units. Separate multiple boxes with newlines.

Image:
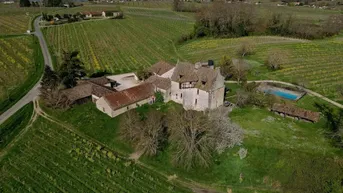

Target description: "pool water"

left=265, top=89, right=298, bottom=100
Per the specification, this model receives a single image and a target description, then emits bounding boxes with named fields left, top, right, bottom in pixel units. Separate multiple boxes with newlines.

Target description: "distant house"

left=3, top=0, right=14, bottom=4
left=104, top=10, right=123, bottom=18
left=81, top=11, right=105, bottom=18
left=96, top=83, right=155, bottom=117
left=80, top=11, right=122, bottom=19
left=271, top=103, right=320, bottom=123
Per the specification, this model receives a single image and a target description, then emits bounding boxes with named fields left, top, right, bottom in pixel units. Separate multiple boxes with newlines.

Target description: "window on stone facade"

left=176, top=94, right=178, bottom=99
left=102, top=107, right=105, bottom=112
left=127, top=106, right=129, bottom=110
left=195, top=99, right=197, bottom=105
left=197, top=89, right=199, bottom=95
left=181, top=93, right=182, bottom=98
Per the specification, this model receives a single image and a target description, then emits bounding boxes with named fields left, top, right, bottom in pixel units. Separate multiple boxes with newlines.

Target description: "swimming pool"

left=265, top=89, right=299, bottom=100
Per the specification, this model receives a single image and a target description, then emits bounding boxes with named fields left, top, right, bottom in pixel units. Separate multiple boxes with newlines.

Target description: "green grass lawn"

left=41, top=102, right=133, bottom=155
left=41, top=98, right=343, bottom=192
left=0, top=102, right=33, bottom=151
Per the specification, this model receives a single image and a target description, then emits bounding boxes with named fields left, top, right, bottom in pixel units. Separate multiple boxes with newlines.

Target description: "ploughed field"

left=0, top=116, right=189, bottom=193
left=43, top=8, right=193, bottom=73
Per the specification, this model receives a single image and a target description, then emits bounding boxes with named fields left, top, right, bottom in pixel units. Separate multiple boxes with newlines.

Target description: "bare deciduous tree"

left=168, top=108, right=244, bottom=169
left=119, top=110, right=142, bottom=143
left=40, top=87, right=71, bottom=109
left=168, top=109, right=213, bottom=170
left=219, top=55, right=234, bottom=79
left=266, top=49, right=289, bottom=70
left=119, top=110, right=166, bottom=156
left=233, top=59, right=248, bottom=84
left=208, top=107, right=244, bottom=154
left=237, top=40, right=255, bottom=57
left=136, top=110, right=166, bottom=156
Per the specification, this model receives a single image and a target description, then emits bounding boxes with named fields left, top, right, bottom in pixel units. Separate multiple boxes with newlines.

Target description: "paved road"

left=0, top=16, right=53, bottom=125
left=226, top=80, right=343, bottom=109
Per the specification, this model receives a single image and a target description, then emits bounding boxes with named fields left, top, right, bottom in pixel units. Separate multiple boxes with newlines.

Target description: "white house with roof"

left=147, top=61, right=225, bottom=111
left=86, top=61, right=225, bottom=118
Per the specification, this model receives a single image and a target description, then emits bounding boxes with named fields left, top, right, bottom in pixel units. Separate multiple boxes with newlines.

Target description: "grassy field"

left=0, top=36, right=44, bottom=115
left=39, top=98, right=343, bottom=193
left=40, top=102, right=133, bottom=155
left=43, top=8, right=193, bottom=72
left=0, top=115, right=190, bottom=193
left=0, top=102, right=33, bottom=151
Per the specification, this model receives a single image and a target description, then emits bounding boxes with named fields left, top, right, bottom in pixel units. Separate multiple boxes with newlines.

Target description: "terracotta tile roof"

left=148, top=61, right=174, bottom=76
left=103, top=83, right=155, bottom=111
left=145, top=75, right=171, bottom=90
left=91, top=83, right=115, bottom=97
left=171, top=62, right=221, bottom=91
left=171, top=62, right=198, bottom=82
left=271, top=103, right=320, bottom=122
left=61, top=84, right=93, bottom=102
left=88, top=77, right=111, bottom=86
left=194, top=67, right=219, bottom=91
left=61, top=78, right=115, bottom=102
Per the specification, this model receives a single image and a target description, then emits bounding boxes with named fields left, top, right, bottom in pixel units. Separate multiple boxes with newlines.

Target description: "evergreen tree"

left=59, top=51, right=86, bottom=88
left=20, top=0, right=31, bottom=7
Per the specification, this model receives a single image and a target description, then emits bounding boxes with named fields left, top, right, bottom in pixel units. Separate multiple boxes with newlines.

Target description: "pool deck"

left=226, top=80, right=343, bottom=109
left=258, top=84, right=306, bottom=101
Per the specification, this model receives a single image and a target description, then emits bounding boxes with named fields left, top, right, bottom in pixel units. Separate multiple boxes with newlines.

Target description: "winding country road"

left=0, top=16, right=53, bottom=125
left=226, top=80, right=343, bottom=109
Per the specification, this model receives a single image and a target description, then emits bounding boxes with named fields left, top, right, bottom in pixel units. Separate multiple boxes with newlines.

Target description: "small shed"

left=270, top=103, right=320, bottom=123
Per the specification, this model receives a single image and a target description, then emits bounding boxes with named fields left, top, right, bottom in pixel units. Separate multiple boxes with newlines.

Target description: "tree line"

left=40, top=51, right=86, bottom=109
left=182, top=2, right=343, bottom=41
left=20, top=0, right=79, bottom=7
left=119, top=106, right=244, bottom=170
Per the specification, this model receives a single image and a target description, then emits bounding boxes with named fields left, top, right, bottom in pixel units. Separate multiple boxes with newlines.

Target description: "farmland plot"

left=43, top=12, right=193, bottom=73
left=0, top=117, right=190, bottom=193
left=0, top=6, right=60, bottom=35
left=0, top=36, right=43, bottom=114
left=179, top=36, right=343, bottom=102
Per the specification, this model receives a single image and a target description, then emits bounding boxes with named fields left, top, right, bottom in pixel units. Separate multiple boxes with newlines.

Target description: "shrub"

left=238, top=148, right=248, bottom=159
